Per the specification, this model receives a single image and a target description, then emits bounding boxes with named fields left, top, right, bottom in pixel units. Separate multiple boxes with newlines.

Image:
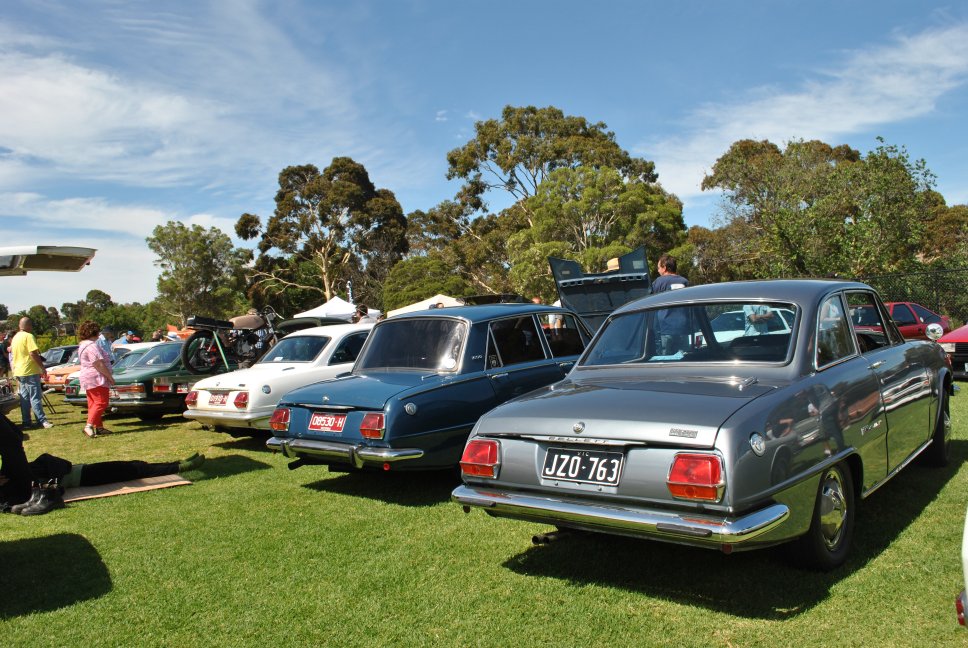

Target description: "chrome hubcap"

left=818, top=469, right=847, bottom=550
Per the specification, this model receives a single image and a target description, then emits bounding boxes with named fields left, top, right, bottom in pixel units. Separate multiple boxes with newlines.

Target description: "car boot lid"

left=474, top=375, right=776, bottom=448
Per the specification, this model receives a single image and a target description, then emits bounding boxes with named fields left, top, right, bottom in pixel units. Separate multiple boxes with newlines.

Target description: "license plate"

left=208, top=392, right=228, bottom=406
left=542, top=447, right=624, bottom=486
left=66, top=387, right=77, bottom=396
left=308, top=412, right=346, bottom=433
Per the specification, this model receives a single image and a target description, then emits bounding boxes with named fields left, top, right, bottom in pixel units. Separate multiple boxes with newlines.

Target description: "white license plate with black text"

left=208, top=392, right=228, bottom=406
left=542, top=447, right=624, bottom=486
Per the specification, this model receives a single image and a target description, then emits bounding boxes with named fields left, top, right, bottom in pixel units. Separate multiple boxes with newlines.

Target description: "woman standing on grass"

left=77, top=320, right=115, bottom=438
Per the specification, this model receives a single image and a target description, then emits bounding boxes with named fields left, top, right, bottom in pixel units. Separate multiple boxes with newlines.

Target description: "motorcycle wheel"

left=181, top=330, right=225, bottom=374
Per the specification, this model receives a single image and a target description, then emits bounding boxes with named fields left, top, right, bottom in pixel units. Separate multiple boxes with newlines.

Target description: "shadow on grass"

left=212, top=433, right=272, bottom=452
left=91, top=416, right=186, bottom=436
left=303, top=469, right=460, bottom=507
left=0, top=533, right=111, bottom=618
left=502, top=439, right=966, bottom=620
left=191, top=454, right=273, bottom=481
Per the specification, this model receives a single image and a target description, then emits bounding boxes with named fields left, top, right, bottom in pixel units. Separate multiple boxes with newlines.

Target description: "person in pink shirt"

left=77, top=320, right=115, bottom=438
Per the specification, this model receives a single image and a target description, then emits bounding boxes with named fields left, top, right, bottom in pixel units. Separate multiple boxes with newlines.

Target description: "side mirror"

left=925, top=322, right=944, bottom=341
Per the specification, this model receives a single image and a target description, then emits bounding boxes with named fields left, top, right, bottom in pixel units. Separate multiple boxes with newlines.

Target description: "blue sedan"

left=267, top=303, right=592, bottom=471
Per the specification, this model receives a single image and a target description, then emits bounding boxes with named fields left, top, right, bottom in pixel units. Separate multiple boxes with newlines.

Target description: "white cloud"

left=435, top=110, right=449, bottom=122
left=644, top=23, right=968, bottom=201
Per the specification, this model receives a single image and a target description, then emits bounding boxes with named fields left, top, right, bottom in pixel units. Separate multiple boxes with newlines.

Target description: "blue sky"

left=2, top=1, right=968, bottom=314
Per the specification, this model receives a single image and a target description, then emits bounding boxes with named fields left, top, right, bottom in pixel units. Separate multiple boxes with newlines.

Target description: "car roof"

left=282, top=322, right=373, bottom=338
left=614, top=279, right=871, bottom=315
left=389, top=303, right=568, bottom=323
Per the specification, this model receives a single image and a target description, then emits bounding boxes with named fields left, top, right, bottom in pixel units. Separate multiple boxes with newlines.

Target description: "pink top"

left=78, top=339, right=112, bottom=390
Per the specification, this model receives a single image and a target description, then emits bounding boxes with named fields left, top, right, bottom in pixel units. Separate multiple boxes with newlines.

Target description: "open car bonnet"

left=0, top=245, right=96, bottom=276
left=473, top=375, right=776, bottom=449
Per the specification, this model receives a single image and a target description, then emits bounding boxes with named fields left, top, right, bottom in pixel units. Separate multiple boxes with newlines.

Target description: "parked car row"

left=53, top=280, right=959, bottom=576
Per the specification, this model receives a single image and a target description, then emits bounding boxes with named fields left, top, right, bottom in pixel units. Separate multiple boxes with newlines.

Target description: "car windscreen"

left=581, top=301, right=796, bottom=366
left=132, top=343, right=182, bottom=367
left=355, top=318, right=466, bottom=372
left=258, top=335, right=329, bottom=363
left=114, top=350, right=148, bottom=370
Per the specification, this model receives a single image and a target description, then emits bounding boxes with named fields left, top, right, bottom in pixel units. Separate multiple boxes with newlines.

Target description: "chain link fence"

left=859, top=268, right=968, bottom=328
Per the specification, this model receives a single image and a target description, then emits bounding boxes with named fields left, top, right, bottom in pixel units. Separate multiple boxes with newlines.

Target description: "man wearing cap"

left=97, top=327, right=116, bottom=365
left=11, top=317, right=52, bottom=429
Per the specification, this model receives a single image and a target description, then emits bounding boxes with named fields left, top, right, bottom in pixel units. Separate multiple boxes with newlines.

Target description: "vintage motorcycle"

left=180, top=306, right=281, bottom=374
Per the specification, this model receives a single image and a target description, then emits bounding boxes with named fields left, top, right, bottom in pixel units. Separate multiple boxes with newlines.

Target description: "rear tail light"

left=115, top=384, right=145, bottom=394
left=957, top=590, right=966, bottom=626
left=460, top=439, right=500, bottom=478
left=360, top=413, right=385, bottom=439
left=270, top=408, right=291, bottom=432
left=667, top=453, right=724, bottom=502
left=185, top=390, right=198, bottom=407
left=154, top=383, right=172, bottom=393
left=233, top=392, right=249, bottom=409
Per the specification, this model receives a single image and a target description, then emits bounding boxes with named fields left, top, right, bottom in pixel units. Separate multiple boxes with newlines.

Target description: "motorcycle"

left=180, top=306, right=281, bottom=374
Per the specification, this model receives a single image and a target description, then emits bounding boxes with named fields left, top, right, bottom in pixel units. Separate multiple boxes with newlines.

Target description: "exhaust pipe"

left=532, top=529, right=571, bottom=545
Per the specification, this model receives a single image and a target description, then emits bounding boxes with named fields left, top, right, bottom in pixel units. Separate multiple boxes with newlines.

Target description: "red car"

left=939, top=324, right=968, bottom=380
left=885, top=302, right=952, bottom=340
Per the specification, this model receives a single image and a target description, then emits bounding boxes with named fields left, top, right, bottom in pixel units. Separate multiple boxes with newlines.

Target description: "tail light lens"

left=185, top=390, right=198, bottom=407
left=154, top=383, right=172, bottom=393
left=269, top=408, right=290, bottom=432
left=360, top=413, right=385, bottom=439
left=667, top=453, right=724, bottom=502
left=116, top=384, right=145, bottom=394
left=460, top=439, right=500, bottom=478
left=233, top=392, right=249, bottom=409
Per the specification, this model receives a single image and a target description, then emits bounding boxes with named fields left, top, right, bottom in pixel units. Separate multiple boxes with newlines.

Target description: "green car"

left=108, top=342, right=233, bottom=421
left=64, top=344, right=156, bottom=408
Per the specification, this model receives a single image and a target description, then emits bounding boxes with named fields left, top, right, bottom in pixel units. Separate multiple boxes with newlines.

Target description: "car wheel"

left=794, top=462, right=855, bottom=571
left=923, top=391, right=951, bottom=467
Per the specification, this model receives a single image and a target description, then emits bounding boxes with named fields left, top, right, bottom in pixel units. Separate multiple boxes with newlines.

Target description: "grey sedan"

left=453, top=280, right=954, bottom=570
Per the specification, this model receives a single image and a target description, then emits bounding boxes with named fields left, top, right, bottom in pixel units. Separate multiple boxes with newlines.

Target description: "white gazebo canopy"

left=294, top=296, right=356, bottom=321
left=387, top=294, right=463, bottom=318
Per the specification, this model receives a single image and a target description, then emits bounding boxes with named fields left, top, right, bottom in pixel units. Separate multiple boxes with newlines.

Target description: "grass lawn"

left=2, top=389, right=967, bottom=647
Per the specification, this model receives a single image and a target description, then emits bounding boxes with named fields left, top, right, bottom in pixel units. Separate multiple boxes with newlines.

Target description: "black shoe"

left=9, top=483, right=43, bottom=514
left=20, top=481, right=65, bottom=516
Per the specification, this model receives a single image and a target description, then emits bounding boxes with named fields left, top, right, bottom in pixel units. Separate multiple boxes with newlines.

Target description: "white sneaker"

left=42, top=421, right=54, bottom=429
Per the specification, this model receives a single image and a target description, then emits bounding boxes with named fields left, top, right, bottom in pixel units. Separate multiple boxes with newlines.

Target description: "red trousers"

left=86, top=385, right=110, bottom=427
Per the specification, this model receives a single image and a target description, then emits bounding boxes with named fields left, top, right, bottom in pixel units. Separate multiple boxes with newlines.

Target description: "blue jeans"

left=17, top=374, right=47, bottom=427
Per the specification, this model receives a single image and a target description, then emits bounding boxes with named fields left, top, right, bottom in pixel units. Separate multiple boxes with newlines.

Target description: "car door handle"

left=489, top=372, right=508, bottom=379
left=870, top=360, right=885, bottom=369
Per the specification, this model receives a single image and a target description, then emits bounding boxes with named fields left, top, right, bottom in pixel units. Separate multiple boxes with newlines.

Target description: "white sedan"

left=184, top=323, right=373, bottom=434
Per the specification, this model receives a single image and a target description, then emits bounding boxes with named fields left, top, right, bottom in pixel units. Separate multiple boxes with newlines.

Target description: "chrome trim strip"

left=452, top=485, right=789, bottom=547
left=267, top=437, right=424, bottom=466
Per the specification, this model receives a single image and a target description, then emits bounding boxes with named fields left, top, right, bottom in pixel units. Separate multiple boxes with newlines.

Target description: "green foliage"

left=701, top=138, right=936, bottom=278
left=146, top=221, right=251, bottom=326
left=381, top=255, right=472, bottom=311
left=238, top=158, right=407, bottom=312
left=446, top=105, right=657, bottom=217
left=506, top=166, right=686, bottom=299
left=0, top=303, right=8, bottom=321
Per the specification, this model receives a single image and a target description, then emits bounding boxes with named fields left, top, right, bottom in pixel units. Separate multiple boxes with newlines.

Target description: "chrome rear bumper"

left=267, top=436, right=424, bottom=468
left=452, top=484, right=790, bottom=550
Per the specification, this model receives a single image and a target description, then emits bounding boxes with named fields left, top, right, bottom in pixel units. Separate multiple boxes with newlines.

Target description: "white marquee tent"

left=294, top=296, right=356, bottom=321
left=386, top=294, right=463, bottom=318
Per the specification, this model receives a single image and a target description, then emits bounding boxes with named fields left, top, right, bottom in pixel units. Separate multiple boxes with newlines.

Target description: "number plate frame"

left=542, top=447, right=624, bottom=486
left=208, top=392, right=229, bottom=406
left=308, top=412, right=347, bottom=433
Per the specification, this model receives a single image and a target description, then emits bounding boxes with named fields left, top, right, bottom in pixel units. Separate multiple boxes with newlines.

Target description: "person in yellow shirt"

left=11, top=317, right=52, bottom=429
